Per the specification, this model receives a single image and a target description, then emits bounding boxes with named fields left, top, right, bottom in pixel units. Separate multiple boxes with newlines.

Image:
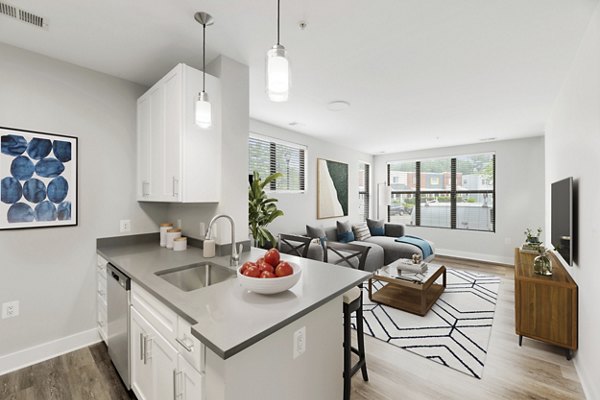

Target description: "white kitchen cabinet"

left=137, top=63, right=221, bottom=203
left=131, top=282, right=205, bottom=400
left=177, top=354, right=204, bottom=400
left=96, top=255, right=108, bottom=343
left=131, top=307, right=178, bottom=400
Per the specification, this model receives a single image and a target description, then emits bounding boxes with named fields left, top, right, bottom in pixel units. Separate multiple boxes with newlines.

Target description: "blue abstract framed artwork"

left=1, top=127, right=77, bottom=230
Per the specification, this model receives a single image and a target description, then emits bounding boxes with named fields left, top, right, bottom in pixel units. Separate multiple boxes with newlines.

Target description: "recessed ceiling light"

left=480, top=137, right=497, bottom=142
left=327, top=100, right=351, bottom=111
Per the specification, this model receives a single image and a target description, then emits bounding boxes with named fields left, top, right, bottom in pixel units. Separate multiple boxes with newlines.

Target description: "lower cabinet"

left=131, top=307, right=178, bottom=400
left=178, top=353, right=204, bottom=400
left=130, top=282, right=204, bottom=400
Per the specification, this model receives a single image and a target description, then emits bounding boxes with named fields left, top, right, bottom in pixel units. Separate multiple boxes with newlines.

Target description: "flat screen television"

left=551, top=177, right=573, bottom=266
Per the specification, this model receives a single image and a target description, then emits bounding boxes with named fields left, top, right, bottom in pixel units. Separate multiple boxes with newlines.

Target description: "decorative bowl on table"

left=237, top=262, right=302, bottom=295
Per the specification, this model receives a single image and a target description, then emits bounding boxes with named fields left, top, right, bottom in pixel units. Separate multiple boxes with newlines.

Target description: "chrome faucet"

left=205, top=214, right=243, bottom=267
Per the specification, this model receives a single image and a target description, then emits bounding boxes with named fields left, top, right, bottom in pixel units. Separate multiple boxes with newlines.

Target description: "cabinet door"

left=163, top=69, right=182, bottom=201
left=150, top=321, right=179, bottom=400
left=178, top=354, right=204, bottom=400
left=149, top=84, right=168, bottom=201
left=131, top=308, right=153, bottom=400
left=137, top=95, right=152, bottom=200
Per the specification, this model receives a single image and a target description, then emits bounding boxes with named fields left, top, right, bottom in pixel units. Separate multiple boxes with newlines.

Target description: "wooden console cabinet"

left=514, top=249, right=578, bottom=359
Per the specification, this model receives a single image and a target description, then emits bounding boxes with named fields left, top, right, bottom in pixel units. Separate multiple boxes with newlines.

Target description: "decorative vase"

left=534, top=252, right=552, bottom=276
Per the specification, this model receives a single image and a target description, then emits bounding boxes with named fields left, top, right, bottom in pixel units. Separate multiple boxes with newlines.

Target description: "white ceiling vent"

left=0, top=2, right=48, bottom=29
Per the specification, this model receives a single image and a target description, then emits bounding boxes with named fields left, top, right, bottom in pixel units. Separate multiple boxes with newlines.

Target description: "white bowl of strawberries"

left=237, top=249, right=302, bottom=295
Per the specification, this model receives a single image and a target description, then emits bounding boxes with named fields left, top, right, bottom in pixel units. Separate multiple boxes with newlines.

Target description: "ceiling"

left=0, top=0, right=597, bottom=154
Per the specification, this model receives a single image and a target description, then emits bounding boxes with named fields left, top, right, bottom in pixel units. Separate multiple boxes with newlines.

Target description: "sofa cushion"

left=384, top=223, right=405, bottom=238
left=324, top=227, right=338, bottom=242
left=352, top=222, right=372, bottom=241
left=365, top=236, right=434, bottom=265
left=367, top=219, right=385, bottom=236
left=336, top=220, right=355, bottom=243
left=306, top=225, right=325, bottom=239
left=349, top=241, right=385, bottom=272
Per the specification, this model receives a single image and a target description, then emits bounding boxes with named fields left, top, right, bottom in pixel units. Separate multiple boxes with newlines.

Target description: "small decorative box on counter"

left=173, top=237, right=187, bottom=252
left=166, top=228, right=182, bottom=249
left=160, top=223, right=173, bottom=247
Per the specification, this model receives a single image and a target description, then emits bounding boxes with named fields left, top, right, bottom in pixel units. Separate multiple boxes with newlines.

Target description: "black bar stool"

left=325, top=242, right=370, bottom=400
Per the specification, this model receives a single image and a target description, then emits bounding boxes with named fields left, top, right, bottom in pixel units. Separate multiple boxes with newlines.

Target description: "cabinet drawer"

left=97, top=274, right=107, bottom=304
left=176, top=317, right=204, bottom=373
left=97, top=306, right=107, bottom=343
left=131, top=282, right=178, bottom=345
left=97, top=255, right=108, bottom=279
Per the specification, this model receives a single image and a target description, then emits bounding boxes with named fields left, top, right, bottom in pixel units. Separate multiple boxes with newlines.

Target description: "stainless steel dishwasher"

left=107, top=263, right=131, bottom=390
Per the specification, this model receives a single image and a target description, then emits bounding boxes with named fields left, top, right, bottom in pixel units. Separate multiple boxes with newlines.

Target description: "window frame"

left=387, top=153, right=496, bottom=232
left=248, top=133, right=307, bottom=194
left=358, top=161, right=371, bottom=222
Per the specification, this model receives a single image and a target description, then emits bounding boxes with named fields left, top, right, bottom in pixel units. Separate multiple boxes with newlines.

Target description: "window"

left=248, top=134, right=306, bottom=192
left=387, top=153, right=495, bottom=232
left=358, top=162, right=370, bottom=221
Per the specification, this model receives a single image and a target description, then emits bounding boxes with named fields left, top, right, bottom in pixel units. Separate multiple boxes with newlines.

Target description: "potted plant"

left=524, top=227, right=542, bottom=244
left=249, top=171, right=284, bottom=248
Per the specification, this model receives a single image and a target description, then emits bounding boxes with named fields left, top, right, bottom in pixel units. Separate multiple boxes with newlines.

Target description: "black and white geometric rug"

left=355, top=268, right=501, bottom=379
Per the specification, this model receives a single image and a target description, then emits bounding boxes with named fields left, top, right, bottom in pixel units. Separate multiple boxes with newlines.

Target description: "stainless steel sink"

left=156, top=262, right=236, bottom=292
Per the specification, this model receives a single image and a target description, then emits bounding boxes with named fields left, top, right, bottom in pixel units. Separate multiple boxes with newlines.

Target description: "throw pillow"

left=306, top=225, right=327, bottom=247
left=367, top=219, right=385, bottom=236
left=336, top=220, right=355, bottom=243
left=352, top=222, right=372, bottom=241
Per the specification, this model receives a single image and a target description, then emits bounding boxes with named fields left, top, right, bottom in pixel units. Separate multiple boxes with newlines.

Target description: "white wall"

left=0, top=43, right=166, bottom=364
left=249, top=120, right=374, bottom=236
left=545, top=4, right=600, bottom=399
left=373, top=137, right=546, bottom=264
left=167, top=56, right=249, bottom=245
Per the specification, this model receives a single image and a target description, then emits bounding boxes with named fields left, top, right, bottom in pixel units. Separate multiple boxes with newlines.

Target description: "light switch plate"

left=293, top=326, right=306, bottom=359
left=120, top=219, right=131, bottom=233
left=2, top=301, right=19, bottom=319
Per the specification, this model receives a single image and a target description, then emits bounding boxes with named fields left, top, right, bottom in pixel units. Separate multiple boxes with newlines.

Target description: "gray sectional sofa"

left=283, top=222, right=435, bottom=272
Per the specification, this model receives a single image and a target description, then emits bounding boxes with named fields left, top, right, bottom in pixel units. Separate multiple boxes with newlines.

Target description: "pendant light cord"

left=202, top=23, right=206, bottom=92
left=277, top=0, right=280, bottom=45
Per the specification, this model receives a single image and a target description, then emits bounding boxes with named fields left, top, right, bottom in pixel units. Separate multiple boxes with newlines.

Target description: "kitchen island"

left=97, top=235, right=371, bottom=400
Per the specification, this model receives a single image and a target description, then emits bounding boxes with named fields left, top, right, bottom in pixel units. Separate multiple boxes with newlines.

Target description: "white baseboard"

left=575, top=357, right=597, bottom=400
left=435, top=248, right=513, bottom=266
left=0, top=328, right=101, bottom=375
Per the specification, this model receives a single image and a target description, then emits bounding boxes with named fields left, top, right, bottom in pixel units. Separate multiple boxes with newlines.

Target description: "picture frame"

left=317, top=158, right=348, bottom=219
left=1, top=126, right=78, bottom=230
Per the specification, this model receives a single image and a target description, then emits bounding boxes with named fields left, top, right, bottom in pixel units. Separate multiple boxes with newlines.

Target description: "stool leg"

left=355, top=303, right=369, bottom=382
left=343, top=305, right=351, bottom=400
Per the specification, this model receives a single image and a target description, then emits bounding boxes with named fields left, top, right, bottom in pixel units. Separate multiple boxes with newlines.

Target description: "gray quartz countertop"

left=97, top=239, right=371, bottom=360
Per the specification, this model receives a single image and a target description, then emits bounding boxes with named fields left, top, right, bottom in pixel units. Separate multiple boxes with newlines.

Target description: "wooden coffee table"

left=368, top=263, right=446, bottom=316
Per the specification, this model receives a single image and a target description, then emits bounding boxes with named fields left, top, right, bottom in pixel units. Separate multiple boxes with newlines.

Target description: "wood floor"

left=0, top=256, right=586, bottom=400
left=0, top=343, right=134, bottom=400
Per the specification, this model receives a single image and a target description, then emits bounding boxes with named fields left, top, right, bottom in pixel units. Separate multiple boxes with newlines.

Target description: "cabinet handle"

left=173, top=369, right=182, bottom=400
left=172, top=177, right=179, bottom=197
left=142, top=181, right=149, bottom=196
left=176, top=336, right=194, bottom=352
left=140, top=333, right=144, bottom=361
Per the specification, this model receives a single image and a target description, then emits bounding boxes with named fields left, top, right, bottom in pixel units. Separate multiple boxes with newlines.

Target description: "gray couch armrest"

left=384, top=223, right=405, bottom=238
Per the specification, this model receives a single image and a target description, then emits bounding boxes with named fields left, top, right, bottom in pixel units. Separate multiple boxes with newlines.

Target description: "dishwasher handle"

left=107, top=263, right=130, bottom=290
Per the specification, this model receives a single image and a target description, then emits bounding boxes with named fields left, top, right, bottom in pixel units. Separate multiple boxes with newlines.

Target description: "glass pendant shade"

left=266, top=44, right=290, bottom=102
left=195, top=91, right=212, bottom=129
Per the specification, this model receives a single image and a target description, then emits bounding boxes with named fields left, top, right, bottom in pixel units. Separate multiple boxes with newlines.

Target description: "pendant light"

left=194, top=12, right=214, bottom=129
left=266, top=0, right=290, bottom=102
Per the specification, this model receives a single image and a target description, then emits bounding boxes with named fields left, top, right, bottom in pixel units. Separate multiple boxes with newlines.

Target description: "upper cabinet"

left=137, top=63, right=221, bottom=203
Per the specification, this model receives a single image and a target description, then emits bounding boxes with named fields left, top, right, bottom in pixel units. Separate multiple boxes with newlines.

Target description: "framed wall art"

left=1, top=127, right=78, bottom=230
left=317, top=158, right=348, bottom=219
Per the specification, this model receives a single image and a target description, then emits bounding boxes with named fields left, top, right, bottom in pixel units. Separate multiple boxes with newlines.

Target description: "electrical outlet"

left=2, top=301, right=19, bottom=319
left=120, top=219, right=131, bottom=233
left=293, top=326, right=306, bottom=359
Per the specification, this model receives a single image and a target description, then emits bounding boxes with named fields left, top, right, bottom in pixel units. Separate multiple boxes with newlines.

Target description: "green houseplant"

left=249, top=171, right=284, bottom=248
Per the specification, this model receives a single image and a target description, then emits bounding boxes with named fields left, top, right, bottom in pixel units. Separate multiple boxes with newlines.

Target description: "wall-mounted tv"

left=551, top=177, right=573, bottom=266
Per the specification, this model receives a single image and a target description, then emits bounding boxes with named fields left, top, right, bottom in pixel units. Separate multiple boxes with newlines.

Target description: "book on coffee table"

left=392, top=259, right=429, bottom=274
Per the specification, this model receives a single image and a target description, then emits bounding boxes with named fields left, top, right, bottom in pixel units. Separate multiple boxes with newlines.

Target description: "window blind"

left=248, top=134, right=306, bottom=192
